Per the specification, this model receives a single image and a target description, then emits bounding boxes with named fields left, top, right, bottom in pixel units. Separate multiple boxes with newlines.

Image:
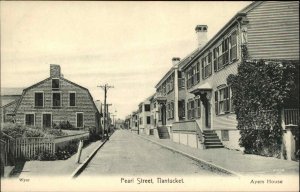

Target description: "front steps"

left=202, top=130, right=224, bottom=149
left=157, top=126, right=170, bottom=139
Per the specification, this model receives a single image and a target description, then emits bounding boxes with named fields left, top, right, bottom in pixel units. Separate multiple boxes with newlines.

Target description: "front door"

left=200, top=92, right=211, bottom=129
left=42, top=114, right=52, bottom=128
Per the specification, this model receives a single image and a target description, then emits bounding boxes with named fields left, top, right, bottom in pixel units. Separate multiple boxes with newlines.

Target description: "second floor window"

left=35, top=92, right=44, bottom=107
left=69, top=92, right=76, bottom=107
left=52, top=92, right=61, bottom=107
left=202, top=53, right=212, bottom=79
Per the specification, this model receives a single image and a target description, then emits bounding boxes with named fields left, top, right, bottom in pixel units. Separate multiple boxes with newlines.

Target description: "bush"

left=227, top=57, right=298, bottom=158
left=1, top=123, right=27, bottom=138
left=34, top=150, right=57, bottom=161
left=55, top=140, right=79, bottom=160
left=53, top=121, right=75, bottom=130
left=44, top=128, right=67, bottom=137
left=23, top=129, right=45, bottom=138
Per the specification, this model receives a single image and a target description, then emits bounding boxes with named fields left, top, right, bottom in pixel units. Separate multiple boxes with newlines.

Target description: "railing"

left=284, top=109, right=299, bottom=126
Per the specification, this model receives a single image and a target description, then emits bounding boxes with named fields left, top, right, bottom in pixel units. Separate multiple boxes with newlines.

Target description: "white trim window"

left=34, top=91, right=44, bottom=107
left=215, top=86, right=231, bottom=115
left=76, top=112, right=84, bottom=128
left=25, top=113, right=35, bottom=126
left=229, top=31, right=237, bottom=62
left=202, top=52, right=212, bottom=79
left=69, top=91, right=76, bottom=107
left=52, top=92, right=61, bottom=108
left=42, top=113, right=52, bottom=128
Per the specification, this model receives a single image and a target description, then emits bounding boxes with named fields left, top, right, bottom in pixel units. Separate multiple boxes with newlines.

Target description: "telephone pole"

left=98, top=84, right=114, bottom=139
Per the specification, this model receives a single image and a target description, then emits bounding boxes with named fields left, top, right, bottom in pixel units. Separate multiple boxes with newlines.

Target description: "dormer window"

left=52, top=78, right=60, bottom=89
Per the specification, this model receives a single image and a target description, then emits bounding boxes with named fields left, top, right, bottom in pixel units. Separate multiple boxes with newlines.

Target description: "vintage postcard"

left=1, top=1, right=299, bottom=191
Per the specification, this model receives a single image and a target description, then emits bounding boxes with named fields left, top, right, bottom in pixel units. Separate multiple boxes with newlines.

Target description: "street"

left=79, top=130, right=223, bottom=176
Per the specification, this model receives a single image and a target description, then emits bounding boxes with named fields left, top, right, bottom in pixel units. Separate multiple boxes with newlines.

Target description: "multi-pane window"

left=195, top=97, right=201, bottom=118
left=52, top=92, right=61, bottom=107
left=147, top=116, right=151, bottom=124
left=186, top=64, right=200, bottom=89
left=214, top=31, right=237, bottom=72
left=25, top=114, right=35, bottom=126
left=215, top=86, right=231, bottom=115
left=42, top=114, right=52, bottom=128
left=69, top=92, right=76, bottom=107
left=187, top=100, right=196, bottom=120
left=230, top=31, right=237, bottom=61
left=35, top=92, right=44, bottom=107
left=52, top=79, right=60, bottom=89
left=202, top=53, right=212, bottom=79
left=76, top=113, right=83, bottom=128
left=145, top=104, right=150, bottom=112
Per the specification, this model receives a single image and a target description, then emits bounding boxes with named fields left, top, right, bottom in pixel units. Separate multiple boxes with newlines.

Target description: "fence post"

left=76, top=140, right=83, bottom=164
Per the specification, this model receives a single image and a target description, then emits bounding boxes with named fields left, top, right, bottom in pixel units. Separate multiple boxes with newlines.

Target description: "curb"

left=70, top=138, right=109, bottom=178
left=135, top=133, right=242, bottom=177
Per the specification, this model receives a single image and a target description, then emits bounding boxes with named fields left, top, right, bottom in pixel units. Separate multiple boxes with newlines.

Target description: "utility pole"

left=111, top=114, right=116, bottom=129
left=98, top=84, right=114, bottom=139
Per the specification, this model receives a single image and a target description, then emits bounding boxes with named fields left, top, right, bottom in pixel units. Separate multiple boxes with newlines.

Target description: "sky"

left=1, top=1, right=252, bottom=120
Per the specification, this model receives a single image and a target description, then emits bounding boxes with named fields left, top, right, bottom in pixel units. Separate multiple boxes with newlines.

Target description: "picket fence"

left=14, top=132, right=89, bottom=159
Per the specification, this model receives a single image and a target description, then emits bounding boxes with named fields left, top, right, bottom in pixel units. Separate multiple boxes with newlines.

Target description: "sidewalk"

left=135, top=132, right=299, bottom=176
left=18, top=139, right=105, bottom=177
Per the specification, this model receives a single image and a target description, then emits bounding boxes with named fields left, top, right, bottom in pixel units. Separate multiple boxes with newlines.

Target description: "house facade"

left=14, top=65, right=100, bottom=133
left=178, top=1, right=299, bottom=154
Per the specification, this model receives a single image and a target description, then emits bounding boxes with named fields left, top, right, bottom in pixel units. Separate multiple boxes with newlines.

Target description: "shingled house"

left=13, top=65, right=100, bottom=132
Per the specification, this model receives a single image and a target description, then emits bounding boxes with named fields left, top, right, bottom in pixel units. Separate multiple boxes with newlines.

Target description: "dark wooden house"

left=14, top=65, right=100, bottom=131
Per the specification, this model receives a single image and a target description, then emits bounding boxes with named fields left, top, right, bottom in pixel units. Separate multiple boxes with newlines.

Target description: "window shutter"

left=215, top=91, right=219, bottom=115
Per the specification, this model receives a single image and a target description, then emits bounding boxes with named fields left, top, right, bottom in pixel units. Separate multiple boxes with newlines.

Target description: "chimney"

left=172, top=57, right=181, bottom=65
left=50, top=64, right=61, bottom=77
left=195, top=25, right=208, bottom=47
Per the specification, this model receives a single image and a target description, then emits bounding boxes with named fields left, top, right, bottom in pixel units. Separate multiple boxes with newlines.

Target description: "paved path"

left=138, top=132, right=299, bottom=176
left=79, top=130, right=224, bottom=176
left=19, top=139, right=105, bottom=177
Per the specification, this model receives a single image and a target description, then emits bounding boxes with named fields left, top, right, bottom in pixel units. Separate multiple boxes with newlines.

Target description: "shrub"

left=53, top=121, right=75, bottom=130
left=227, top=55, right=298, bottom=158
left=23, top=129, right=45, bottom=138
left=44, top=128, right=67, bottom=137
left=34, top=150, right=57, bottom=161
left=55, top=140, right=80, bottom=160
left=1, top=123, right=27, bottom=138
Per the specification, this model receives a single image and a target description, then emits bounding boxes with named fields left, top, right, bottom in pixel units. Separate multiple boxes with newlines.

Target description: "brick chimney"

left=195, top=25, right=208, bottom=47
left=50, top=64, right=61, bottom=77
left=172, top=57, right=181, bottom=65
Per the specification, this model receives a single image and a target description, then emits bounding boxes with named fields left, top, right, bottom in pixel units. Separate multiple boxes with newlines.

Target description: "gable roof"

left=14, top=76, right=99, bottom=114
left=182, top=1, right=263, bottom=71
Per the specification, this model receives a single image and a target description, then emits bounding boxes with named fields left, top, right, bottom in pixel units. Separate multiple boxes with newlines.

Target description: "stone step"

left=205, top=145, right=224, bottom=149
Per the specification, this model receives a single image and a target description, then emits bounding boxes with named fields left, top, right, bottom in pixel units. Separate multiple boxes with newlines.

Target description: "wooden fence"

left=284, top=109, right=299, bottom=126
left=13, top=132, right=89, bottom=159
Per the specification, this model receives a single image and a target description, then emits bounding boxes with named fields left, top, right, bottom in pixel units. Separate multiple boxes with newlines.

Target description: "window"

left=215, top=86, right=231, bottom=115
left=147, top=116, right=151, bottom=124
left=178, top=100, right=185, bottom=119
left=145, top=104, right=150, bottom=112
left=186, top=64, right=200, bottom=89
left=221, top=130, right=229, bottom=141
left=202, top=53, right=212, bottom=79
left=214, top=31, right=237, bottom=72
left=69, top=92, right=76, bottom=107
left=52, top=79, right=60, bottom=89
left=35, top=92, right=44, bottom=107
left=25, top=114, right=35, bottom=126
left=195, top=97, right=201, bottom=118
left=230, top=31, right=237, bottom=61
left=170, top=102, right=174, bottom=119
left=52, top=92, right=61, bottom=107
left=42, top=113, right=52, bottom=128
left=187, top=99, right=196, bottom=120
left=140, top=117, right=143, bottom=125
left=76, top=113, right=84, bottom=128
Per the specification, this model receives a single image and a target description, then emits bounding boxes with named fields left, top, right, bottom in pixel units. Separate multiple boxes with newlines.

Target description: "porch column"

left=174, top=66, right=179, bottom=122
